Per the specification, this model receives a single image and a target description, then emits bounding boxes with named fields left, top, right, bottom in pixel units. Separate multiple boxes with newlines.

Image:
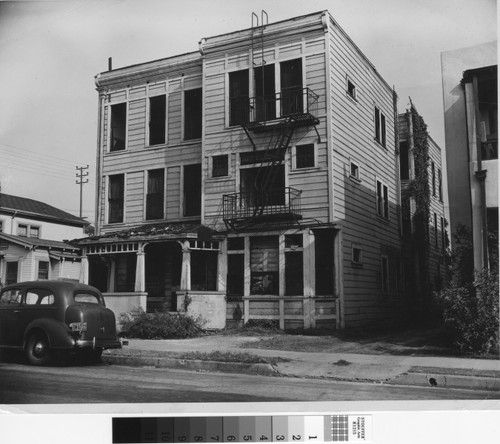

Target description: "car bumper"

left=75, top=338, right=123, bottom=349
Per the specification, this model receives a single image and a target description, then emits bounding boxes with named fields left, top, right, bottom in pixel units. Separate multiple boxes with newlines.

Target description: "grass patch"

left=179, top=350, right=287, bottom=366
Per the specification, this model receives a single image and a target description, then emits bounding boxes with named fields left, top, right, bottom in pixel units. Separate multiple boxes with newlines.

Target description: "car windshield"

left=74, top=293, right=101, bottom=304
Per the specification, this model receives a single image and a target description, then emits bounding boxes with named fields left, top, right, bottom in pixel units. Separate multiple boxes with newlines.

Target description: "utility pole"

left=76, top=165, right=89, bottom=218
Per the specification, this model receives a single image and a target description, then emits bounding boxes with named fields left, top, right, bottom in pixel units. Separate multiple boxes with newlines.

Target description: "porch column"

left=134, top=243, right=146, bottom=292
left=218, top=240, right=227, bottom=292
left=180, top=241, right=191, bottom=291
left=80, top=254, right=89, bottom=284
left=108, top=259, right=116, bottom=292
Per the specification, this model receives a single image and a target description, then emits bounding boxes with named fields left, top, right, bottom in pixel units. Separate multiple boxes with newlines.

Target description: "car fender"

left=24, top=318, right=75, bottom=349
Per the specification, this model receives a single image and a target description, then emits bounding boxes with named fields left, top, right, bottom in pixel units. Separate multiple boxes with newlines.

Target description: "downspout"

left=471, top=74, right=489, bottom=270
left=94, top=78, right=105, bottom=236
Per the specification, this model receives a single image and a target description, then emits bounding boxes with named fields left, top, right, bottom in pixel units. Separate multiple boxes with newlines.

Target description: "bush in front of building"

left=120, top=308, right=205, bottom=339
left=437, top=269, right=499, bottom=354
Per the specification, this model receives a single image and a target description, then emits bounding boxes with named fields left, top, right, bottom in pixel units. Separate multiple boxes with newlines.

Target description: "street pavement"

left=103, top=334, right=500, bottom=392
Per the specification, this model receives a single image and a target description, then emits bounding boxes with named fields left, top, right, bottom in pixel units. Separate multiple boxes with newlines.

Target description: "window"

left=295, top=144, right=315, bottom=169
left=212, top=155, right=229, bottom=178
left=227, top=237, right=245, bottom=299
left=149, top=95, right=166, bottom=145
left=374, top=106, right=386, bottom=147
left=30, top=226, right=40, bottom=238
left=347, top=79, right=356, bottom=100
left=254, top=64, right=276, bottom=121
left=37, top=261, right=49, bottom=280
left=6, top=262, right=18, bottom=285
left=285, top=234, right=303, bottom=296
left=74, top=293, right=100, bottom=304
left=108, top=174, right=124, bottom=223
left=431, top=162, right=436, bottom=196
left=110, top=102, right=126, bottom=151
left=434, top=213, right=438, bottom=247
left=381, top=256, right=389, bottom=293
left=146, top=169, right=165, bottom=220
left=352, top=245, right=363, bottom=265
left=17, top=224, right=28, bottom=236
left=280, top=58, right=303, bottom=116
left=183, top=164, right=201, bottom=217
left=0, top=289, right=21, bottom=305
left=250, top=236, right=279, bottom=295
left=184, top=88, right=202, bottom=140
left=350, top=161, right=360, bottom=180
left=25, top=289, right=54, bottom=305
left=438, top=169, right=443, bottom=201
left=399, top=141, right=410, bottom=180
left=229, top=69, right=249, bottom=126
left=0, top=220, right=3, bottom=232
left=440, top=217, right=446, bottom=250
left=376, top=179, right=389, bottom=219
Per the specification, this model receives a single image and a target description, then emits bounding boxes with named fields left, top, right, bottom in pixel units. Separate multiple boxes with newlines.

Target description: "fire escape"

left=222, top=11, right=320, bottom=231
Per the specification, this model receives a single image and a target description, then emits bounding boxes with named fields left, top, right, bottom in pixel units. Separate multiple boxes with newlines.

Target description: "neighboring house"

left=441, top=42, right=498, bottom=271
left=77, top=11, right=404, bottom=330
left=398, top=105, right=448, bottom=316
left=0, top=193, right=86, bottom=285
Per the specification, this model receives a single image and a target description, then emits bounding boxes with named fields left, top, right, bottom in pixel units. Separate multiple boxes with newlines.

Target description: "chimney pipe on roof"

left=108, top=57, right=113, bottom=71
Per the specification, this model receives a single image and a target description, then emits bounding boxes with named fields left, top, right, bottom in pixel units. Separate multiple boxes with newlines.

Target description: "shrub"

left=437, top=269, right=499, bottom=354
left=120, top=308, right=205, bottom=339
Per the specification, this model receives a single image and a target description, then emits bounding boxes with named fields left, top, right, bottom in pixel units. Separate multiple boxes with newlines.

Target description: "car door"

left=17, top=287, right=57, bottom=343
left=0, top=287, right=23, bottom=347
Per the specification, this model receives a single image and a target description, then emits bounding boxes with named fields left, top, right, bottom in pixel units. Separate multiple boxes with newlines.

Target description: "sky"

left=0, top=0, right=497, bottom=223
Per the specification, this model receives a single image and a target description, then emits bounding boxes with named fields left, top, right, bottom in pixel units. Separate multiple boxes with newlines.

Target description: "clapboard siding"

left=166, top=166, right=181, bottom=220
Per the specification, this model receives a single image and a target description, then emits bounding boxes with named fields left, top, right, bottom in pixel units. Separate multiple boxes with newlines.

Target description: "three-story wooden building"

left=78, top=11, right=404, bottom=329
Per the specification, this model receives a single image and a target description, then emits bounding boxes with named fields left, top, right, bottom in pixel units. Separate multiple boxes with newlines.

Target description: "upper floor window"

left=17, top=224, right=28, bottom=236
left=0, top=219, right=3, bottom=232
left=350, top=160, right=360, bottom=181
left=399, top=141, right=410, bottom=180
left=29, top=226, right=40, bottom=238
left=374, top=106, right=386, bottom=147
left=184, top=88, right=202, bottom=140
left=229, top=69, right=250, bottom=126
left=183, top=164, right=201, bottom=217
left=108, top=174, right=124, bottom=223
left=146, top=169, right=165, bottom=220
left=280, top=58, right=303, bottom=116
left=376, top=179, right=389, bottom=219
left=431, top=161, right=436, bottom=196
left=212, top=155, right=229, bottom=178
left=110, top=103, right=127, bottom=152
left=347, top=78, right=357, bottom=100
left=438, top=168, right=443, bottom=201
left=149, top=95, right=166, bottom=146
left=295, top=144, right=315, bottom=169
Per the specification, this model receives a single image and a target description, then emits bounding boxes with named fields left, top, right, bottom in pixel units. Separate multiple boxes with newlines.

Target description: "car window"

left=0, top=289, right=22, bottom=306
left=24, top=289, right=55, bottom=306
left=74, top=293, right=100, bottom=304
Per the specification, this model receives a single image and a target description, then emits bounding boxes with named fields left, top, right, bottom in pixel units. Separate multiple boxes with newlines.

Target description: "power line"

left=76, top=165, right=90, bottom=218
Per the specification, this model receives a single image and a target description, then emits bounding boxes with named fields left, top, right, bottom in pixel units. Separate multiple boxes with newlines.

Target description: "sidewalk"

left=103, top=334, right=500, bottom=392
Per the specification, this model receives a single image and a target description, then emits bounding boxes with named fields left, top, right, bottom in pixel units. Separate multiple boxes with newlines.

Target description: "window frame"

left=183, top=88, right=202, bottom=141
left=374, top=106, right=387, bottom=148
left=109, top=102, right=127, bottom=152
left=145, top=168, right=165, bottom=221
left=107, top=173, right=125, bottom=224
left=349, top=160, right=361, bottom=182
left=148, top=94, right=167, bottom=146
left=212, top=154, right=229, bottom=178
left=376, top=178, right=389, bottom=220
left=346, top=76, right=357, bottom=101
left=351, top=244, right=363, bottom=266
left=37, top=260, right=50, bottom=280
left=293, top=143, right=316, bottom=170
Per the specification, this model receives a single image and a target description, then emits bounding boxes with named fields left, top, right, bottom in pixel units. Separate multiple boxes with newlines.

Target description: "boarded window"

left=149, top=95, right=166, bottom=145
left=229, top=69, right=249, bottom=126
left=184, top=88, right=202, bottom=140
left=212, top=155, right=229, bottom=177
left=110, top=103, right=126, bottom=151
left=296, top=144, right=315, bottom=169
left=108, top=174, right=124, bottom=223
left=250, top=236, right=279, bottom=295
left=146, top=169, right=165, bottom=220
left=183, top=164, right=201, bottom=217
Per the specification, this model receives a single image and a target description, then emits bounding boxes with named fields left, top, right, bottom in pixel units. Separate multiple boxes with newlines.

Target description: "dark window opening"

left=183, top=164, right=201, bottom=217
left=280, top=58, right=303, bottom=116
left=296, top=144, right=315, bottom=169
left=227, top=253, right=244, bottom=298
left=115, top=254, right=137, bottom=292
left=350, top=162, right=360, bottom=180
left=347, top=79, right=356, bottom=99
left=184, top=88, right=202, bottom=140
left=314, top=229, right=335, bottom=295
left=400, top=141, right=410, bottom=180
left=108, top=174, right=124, bottom=223
left=240, top=149, right=285, bottom=165
left=191, top=250, right=217, bottom=291
left=254, top=64, right=276, bottom=121
left=6, top=262, right=19, bottom=285
left=110, top=103, right=126, bottom=151
left=146, top=169, right=165, bottom=220
left=285, top=251, right=303, bottom=296
left=438, top=169, right=443, bottom=201
left=17, top=224, right=28, bottom=236
left=377, top=180, right=389, bottom=219
left=240, top=166, right=285, bottom=206
left=228, top=237, right=245, bottom=251
left=229, top=69, right=249, bottom=126
left=212, top=155, right=229, bottom=177
left=352, top=247, right=362, bottom=264
left=434, top=213, right=438, bottom=247
left=149, top=95, right=166, bottom=145
left=375, top=107, right=386, bottom=147
left=432, top=162, right=436, bottom=196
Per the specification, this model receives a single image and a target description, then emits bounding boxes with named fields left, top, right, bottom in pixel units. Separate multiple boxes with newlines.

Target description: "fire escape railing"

left=230, top=87, right=319, bottom=126
left=223, top=187, right=302, bottom=222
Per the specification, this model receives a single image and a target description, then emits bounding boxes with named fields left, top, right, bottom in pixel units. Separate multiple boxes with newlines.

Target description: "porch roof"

left=0, top=232, right=80, bottom=252
left=72, top=222, right=220, bottom=246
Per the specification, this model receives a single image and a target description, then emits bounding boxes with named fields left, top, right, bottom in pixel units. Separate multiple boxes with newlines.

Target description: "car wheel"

left=26, top=333, right=51, bottom=366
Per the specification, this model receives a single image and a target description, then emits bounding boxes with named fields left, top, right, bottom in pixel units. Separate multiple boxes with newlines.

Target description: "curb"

left=386, top=371, right=500, bottom=391
left=103, top=354, right=280, bottom=376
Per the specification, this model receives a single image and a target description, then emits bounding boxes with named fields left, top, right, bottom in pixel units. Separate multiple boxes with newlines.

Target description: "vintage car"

left=0, top=280, right=122, bottom=365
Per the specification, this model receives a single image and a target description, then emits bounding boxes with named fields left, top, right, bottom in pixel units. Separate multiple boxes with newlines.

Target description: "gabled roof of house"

left=0, top=232, right=80, bottom=252
left=0, top=193, right=87, bottom=227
